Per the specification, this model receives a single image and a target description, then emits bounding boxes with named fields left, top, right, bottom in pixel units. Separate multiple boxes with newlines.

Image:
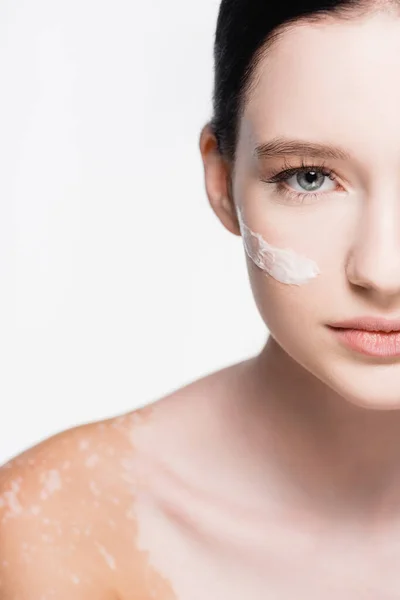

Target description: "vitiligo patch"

left=236, top=205, right=320, bottom=285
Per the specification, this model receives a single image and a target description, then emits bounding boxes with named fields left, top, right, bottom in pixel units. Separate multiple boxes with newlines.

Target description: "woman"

left=2, top=0, right=400, bottom=597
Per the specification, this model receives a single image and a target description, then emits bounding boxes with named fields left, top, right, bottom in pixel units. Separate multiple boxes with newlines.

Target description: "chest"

left=114, top=490, right=400, bottom=600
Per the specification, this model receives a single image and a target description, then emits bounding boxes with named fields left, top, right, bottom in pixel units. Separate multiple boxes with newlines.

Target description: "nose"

left=346, top=200, right=400, bottom=305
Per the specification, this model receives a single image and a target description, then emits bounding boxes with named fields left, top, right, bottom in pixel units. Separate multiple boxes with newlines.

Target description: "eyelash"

left=262, top=158, right=343, bottom=204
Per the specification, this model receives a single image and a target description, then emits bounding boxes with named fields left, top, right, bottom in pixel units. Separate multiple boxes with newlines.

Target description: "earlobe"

left=220, top=193, right=241, bottom=236
left=199, top=124, right=241, bottom=237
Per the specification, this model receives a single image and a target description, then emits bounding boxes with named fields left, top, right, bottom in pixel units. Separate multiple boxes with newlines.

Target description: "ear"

left=199, top=123, right=241, bottom=236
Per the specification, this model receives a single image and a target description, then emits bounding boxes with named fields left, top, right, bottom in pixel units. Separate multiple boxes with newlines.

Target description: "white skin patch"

left=89, top=480, right=101, bottom=496
left=85, top=454, right=99, bottom=468
left=79, top=439, right=90, bottom=451
left=40, top=469, right=62, bottom=500
left=236, top=205, right=320, bottom=285
left=0, top=478, right=23, bottom=522
left=95, top=542, right=116, bottom=570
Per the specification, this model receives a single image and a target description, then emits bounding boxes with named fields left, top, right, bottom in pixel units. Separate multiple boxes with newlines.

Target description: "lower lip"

left=329, top=327, right=400, bottom=357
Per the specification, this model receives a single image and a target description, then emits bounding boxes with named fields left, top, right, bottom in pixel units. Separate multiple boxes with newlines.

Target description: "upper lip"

left=329, top=317, right=400, bottom=332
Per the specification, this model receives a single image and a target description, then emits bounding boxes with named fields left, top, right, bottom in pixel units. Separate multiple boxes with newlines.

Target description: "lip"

left=328, top=317, right=400, bottom=357
left=328, top=316, right=400, bottom=333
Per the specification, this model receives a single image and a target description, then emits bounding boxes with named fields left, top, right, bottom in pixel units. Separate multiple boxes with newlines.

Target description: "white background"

left=0, top=0, right=267, bottom=465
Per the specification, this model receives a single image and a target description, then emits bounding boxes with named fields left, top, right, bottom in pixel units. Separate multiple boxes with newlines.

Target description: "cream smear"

left=236, top=205, right=321, bottom=285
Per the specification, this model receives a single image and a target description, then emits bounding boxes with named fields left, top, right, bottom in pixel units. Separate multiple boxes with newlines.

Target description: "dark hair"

left=210, top=0, right=395, bottom=164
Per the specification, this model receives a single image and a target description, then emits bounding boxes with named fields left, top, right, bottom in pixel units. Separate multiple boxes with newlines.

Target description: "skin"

left=4, top=7, right=400, bottom=599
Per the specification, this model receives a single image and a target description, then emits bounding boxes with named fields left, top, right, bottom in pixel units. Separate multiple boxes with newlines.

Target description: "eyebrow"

left=254, top=137, right=352, bottom=161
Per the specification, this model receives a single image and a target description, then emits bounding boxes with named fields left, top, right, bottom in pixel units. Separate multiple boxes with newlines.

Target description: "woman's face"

left=203, top=10, right=400, bottom=409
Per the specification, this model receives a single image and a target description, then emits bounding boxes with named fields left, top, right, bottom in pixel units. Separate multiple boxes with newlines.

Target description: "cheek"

left=234, top=193, right=352, bottom=343
left=244, top=241, right=334, bottom=349
left=238, top=204, right=320, bottom=285
left=247, top=261, right=317, bottom=330
left=237, top=205, right=321, bottom=285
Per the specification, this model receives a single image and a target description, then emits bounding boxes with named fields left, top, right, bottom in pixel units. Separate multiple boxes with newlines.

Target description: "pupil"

left=305, top=171, right=317, bottom=184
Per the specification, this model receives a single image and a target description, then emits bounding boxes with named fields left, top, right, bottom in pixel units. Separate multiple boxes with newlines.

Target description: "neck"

left=241, top=336, right=400, bottom=522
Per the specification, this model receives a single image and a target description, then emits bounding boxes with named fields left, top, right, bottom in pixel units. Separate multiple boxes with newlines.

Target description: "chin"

left=316, top=358, right=400, bottom=411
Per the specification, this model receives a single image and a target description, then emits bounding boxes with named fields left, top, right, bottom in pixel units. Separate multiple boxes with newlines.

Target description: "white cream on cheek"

left=236, top=205, right=321, bottom=286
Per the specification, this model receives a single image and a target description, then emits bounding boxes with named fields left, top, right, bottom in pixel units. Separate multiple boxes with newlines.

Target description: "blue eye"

left=261, top=163, right=343, bottom=205
left=293, top=170, right=326, bottom=191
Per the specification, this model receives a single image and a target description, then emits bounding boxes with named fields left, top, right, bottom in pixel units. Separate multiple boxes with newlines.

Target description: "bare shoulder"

left=0, top=413, right=140, bottom=599
left=0, top=360, right=250, bottom=599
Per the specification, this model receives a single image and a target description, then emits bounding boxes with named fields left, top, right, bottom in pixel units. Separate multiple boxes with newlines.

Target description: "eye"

left=261, top=163, right=344, bottom=205
left=285, top=169, right=336, bottom=193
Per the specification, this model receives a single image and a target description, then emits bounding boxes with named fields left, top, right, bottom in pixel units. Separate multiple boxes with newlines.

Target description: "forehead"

left=241, top=12, right=400, bottom=162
